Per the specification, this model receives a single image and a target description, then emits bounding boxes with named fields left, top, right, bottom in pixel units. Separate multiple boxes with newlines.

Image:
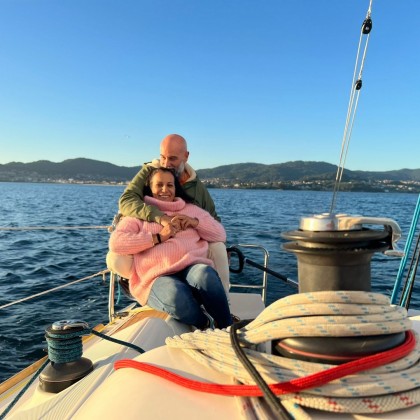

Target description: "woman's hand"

left=158, top=223, right=179, bottom=242
left=170, top=215, right=199, bottom=231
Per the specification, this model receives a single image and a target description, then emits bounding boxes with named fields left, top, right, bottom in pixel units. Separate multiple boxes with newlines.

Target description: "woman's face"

left=150, top=171, right=176, bottom=202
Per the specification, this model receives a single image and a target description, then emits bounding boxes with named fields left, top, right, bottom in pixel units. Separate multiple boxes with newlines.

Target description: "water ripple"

left=0, top=183, right=419, bottom=383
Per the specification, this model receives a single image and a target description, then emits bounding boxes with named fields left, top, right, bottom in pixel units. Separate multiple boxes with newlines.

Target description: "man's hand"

left=159, top=215, right=173, bottom=226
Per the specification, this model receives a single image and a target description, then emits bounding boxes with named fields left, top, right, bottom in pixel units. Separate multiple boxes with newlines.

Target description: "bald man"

left=108, top=134, right=230, bottom=297
left=119, top=134, right=219, bottom=224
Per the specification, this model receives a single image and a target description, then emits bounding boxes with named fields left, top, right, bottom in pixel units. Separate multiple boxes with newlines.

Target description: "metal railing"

left=228, top=243, right=270, bottom=304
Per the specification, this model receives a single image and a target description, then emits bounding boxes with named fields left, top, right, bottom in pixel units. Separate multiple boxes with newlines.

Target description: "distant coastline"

left=0, top=179, right=418, bottom=194
left=1, top=158, right=419, bottom=193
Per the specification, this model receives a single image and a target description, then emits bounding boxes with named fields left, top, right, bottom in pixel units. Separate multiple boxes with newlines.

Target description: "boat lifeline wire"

left=228, top=245, right=298, bottom=289
left=330, top=0, right=374, bottom=214
left=0, top=270, right=109, bottom=310
left=0, top=225, right=109, bottom=231
left=0, top=223, right=112, bottom=310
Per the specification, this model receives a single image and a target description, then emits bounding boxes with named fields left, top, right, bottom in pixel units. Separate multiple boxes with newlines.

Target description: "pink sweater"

left=109, top=196, right=226, bottom=305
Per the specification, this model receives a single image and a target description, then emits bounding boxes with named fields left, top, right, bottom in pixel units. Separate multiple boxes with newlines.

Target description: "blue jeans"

left=147, top=264, right=232, bottom=329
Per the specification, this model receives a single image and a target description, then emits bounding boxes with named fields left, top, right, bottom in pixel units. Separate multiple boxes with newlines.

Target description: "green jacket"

left=119, top=160, right=220, bottom=222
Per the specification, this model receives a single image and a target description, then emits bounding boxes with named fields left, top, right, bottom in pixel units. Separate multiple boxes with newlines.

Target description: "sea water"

left=0, top=182, right=418, bottom=382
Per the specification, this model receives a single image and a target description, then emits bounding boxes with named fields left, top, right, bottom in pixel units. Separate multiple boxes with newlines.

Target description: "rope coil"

left=0, top=322, right=145, bottom=419
left=159, top=291, right=420, bottom=415
left=45, top=328, right=91, bottom=364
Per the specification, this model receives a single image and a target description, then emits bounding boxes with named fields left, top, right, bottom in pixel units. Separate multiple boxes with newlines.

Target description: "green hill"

left=1, top=159, right=419, bottom=188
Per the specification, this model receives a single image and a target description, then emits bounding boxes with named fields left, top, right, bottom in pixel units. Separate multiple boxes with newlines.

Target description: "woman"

left=109, top=167, right=232, bottom=329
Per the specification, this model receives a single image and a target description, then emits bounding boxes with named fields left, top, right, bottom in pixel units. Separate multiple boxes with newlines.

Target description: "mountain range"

left=196, top=161, right=420, bottom=183
left=0, top=158, right=419, bottom=185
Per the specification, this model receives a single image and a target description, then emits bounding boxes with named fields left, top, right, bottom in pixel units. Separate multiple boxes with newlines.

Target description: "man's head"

left=159, top=134, right=189, bottom=177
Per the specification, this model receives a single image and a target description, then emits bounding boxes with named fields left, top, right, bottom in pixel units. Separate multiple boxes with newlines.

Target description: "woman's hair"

left=143, top=167, right=193, bottom=203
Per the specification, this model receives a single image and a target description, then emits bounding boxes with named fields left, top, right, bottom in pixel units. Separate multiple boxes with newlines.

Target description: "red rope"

left=114, top=330, right=416, bottom=397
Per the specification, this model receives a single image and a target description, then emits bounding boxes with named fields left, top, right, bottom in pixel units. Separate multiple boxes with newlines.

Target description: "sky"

left=0, top=0, right=419, bottom=172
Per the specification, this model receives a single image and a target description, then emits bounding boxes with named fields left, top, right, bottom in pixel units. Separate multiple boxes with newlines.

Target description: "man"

left=119, top=134, right=219, bottom=225
left=107, top=134, right=230, bottom=296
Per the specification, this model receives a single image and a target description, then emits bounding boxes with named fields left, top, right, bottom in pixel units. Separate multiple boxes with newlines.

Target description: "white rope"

left=0, top=269, right=109, bottom=310
left=166, top=291, right=420, bottom=414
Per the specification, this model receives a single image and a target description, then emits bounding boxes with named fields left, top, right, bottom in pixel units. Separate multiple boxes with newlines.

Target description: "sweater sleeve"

left=118, top=163, right=165, bottom=223
left=109, top=217, right=155, bottom=254
left=189, top=205, right=226, bottom=243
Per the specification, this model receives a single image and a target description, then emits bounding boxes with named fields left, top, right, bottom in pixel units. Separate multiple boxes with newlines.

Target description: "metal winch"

left=39, top=320, right=93, bottom=393
left=274, top=214, right=404, bottom=364
left=281, top=213, right=402, bottom=293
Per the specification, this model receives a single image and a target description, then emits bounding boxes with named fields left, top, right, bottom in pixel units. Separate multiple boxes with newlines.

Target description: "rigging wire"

left=0, top=223, right=280, bottom=238
left=400, top=232, right=420, bottom=309
left=0, top=225, right=109, bottom=231
left=330, top=0, right=373, bottom=214
left=391, top=194, right=420, bottom=304
left=0, top=270, right=109, bottom=310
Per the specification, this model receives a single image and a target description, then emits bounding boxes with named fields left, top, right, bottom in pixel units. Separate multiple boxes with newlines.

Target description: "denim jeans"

left=147, top=264, right=232, bottom=329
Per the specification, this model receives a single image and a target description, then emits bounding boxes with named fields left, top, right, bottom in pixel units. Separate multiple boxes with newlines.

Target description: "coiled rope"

left=117, top=291, right=420, bottom=416
left=0, top=324, right=145, bottom=420
left=45, top=327, right=145, bottom=362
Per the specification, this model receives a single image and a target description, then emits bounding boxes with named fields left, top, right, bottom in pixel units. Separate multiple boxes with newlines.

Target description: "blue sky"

left=0, top=0, right=419, bottom=171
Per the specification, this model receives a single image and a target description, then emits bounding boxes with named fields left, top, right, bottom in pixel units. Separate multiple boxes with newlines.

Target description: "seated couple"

left=108, top=167, right=232, bottom=329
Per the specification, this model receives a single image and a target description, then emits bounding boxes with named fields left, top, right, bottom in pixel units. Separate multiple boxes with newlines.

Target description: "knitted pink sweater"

left=109, top=196, right=226, bottom=305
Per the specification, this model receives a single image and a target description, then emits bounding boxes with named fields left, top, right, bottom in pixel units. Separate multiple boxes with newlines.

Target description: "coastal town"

left=201, top=178, right=420, bottom=193
left=0, top=173, right=419, bottom=193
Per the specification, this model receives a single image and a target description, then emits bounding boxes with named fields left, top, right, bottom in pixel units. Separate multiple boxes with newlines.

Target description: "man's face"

left=159, top=143, right=189, bottom=175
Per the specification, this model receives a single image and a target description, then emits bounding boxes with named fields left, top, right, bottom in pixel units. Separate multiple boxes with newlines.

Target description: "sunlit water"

left=0, top=182, right=418, bottom=382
